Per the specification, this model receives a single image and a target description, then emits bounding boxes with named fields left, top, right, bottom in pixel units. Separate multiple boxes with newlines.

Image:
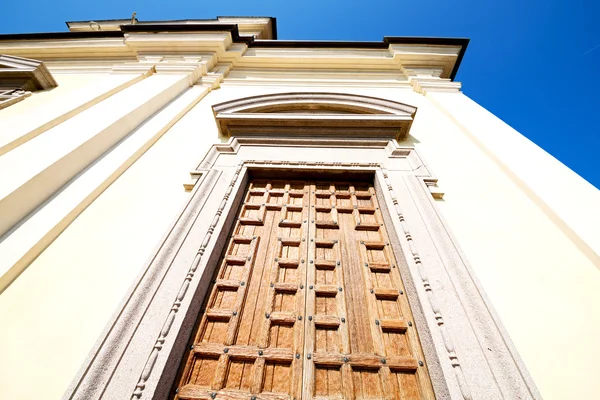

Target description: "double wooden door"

left=174, top=179, right=434, bottom=400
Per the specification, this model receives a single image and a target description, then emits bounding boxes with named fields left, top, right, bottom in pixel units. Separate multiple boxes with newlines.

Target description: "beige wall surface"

left=0, top=78, right=598, bottom=400
left=410, top=92, right=600, bottom=400
left=428, top=91, right=600, bottom=263
left=0, top=82, right=213, bottom=399
left=0, top=73, right=143, bottom=155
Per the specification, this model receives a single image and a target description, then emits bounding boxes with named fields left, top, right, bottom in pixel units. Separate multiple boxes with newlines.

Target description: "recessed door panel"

left=175, top=181, right=309, bottom=400
left=302, top=182, right=434, bottom=400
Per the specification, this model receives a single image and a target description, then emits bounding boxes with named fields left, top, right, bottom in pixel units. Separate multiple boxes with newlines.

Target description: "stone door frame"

left=63, top=96, right=541, bottom=400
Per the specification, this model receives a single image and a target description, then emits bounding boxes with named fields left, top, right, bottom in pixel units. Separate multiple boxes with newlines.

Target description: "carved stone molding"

left=133, top=160, right=397, bottom=400
left=401, top=174, right=541, bottom=399
left=411, top=77, right=462, bottom=95
left=0, top=54, right=57, bottom=91
left=132, top=164, right=246, bottom=399
left=202, top=63, right=233, bottom=89
left=0, top=89, right=31, bottom=110
left=212, top=92, right=418, bottom=140
left=183, top=136, right=442, bottom=200
left=213, top=92, right=417, bottom=114
left=379, top=168, right=468, bottom=398
left=389, top=44, right=463, bottom=80
left=399, top=66, right=462, bottom=94
left=63, top=136, right=539, bottom=400
left=422, top=178, right=444, bottom=199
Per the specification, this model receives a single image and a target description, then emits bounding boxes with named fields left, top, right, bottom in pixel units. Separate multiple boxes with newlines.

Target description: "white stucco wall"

left=0, top=81, right=213, bottom=399
left=0, top=73, right=144, bottom=155
left=412, top=92, right=600, bottom=400
left=0, top=77, right=598, bottom=400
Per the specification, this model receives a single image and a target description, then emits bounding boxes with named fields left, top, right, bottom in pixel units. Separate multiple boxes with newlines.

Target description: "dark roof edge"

left=0, top=23, right=256, bottom=44
left=250, top=37, right=469, bottom=47
left=65, top=18, right=138, bottom=25
left=214, top=15, right=277, bottom=39
left=120, top=23, right=253, bottom=44
left=271, top=17, right=278, bottom=40
left=64, top=16, right=270, bottom=24
left=63, top=16, right=278, bottom=40
left=250, top=40, right=388, bottom=49
left=0, top=31, right=125, bottom=41
left=449, top=39, right=470, bottom=80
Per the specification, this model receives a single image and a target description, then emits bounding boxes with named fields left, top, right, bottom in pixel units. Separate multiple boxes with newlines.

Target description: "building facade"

left=0, top=17, right=599, bottom=400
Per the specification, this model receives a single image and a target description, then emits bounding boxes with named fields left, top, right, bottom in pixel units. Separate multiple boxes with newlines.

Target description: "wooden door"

left=303, top=182, right=434, bottom=400
left=174, top=179, right=434, bottom=400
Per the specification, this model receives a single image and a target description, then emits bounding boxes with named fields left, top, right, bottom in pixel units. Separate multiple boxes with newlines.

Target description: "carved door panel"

left=174, top=179, right=434, bottom=400
left=176, top=180, right=310, bottom=400
left=302, top=183, right=434, bottom=400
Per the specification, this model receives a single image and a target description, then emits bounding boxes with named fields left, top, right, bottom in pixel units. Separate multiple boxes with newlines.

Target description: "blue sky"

left=2, top=0, right=599, bottom=188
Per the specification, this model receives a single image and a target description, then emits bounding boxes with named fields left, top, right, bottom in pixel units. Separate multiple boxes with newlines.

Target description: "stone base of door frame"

left=63, top=137, right=542, bottom=400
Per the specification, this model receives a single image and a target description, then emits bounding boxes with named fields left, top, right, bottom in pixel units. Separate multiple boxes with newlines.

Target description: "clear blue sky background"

left=2, top=0, right=599, bottom=188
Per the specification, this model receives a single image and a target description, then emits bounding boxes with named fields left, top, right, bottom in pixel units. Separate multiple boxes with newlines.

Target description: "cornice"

left=401, top=66, right=462, bottom=94
left=389, top=43, right=463, bottom=80
left=0, top=25, right=246, bottom=63
left=212, top=92, right=417, bottom=141
left=248, top=37, right=468, bottom=80
left=231, top=47, right=400, bottom=73
left=213, top=92, right=417, bottom=114
left=0, top=37, right=136, bottom=61
left=0, top=31, right=125, bottom=41
left=411, top=78, right=462, bottom=94
left=66, top=17, right=275, bottom=40
left=386, top=37, right=468, bottom=80
left=222, top=68, right=412, bottom=89
left=202, top=63, right=233, bottom=89
left=0, top=54, right=57, bottom=90
left=66, top=19, right=139, bottom=32
left=185, top=137, right=439, bottom=197
left=121, top=23, right=251, bottom=45
left=123, top=32, right=233, bottom=60
left=0, top=20, right=468, bottom=81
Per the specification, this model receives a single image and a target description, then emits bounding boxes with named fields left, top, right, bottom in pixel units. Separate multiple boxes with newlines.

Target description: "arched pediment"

left=0, top=54, right=57, bottom=91
left=212, top=92, right=417, bottom=141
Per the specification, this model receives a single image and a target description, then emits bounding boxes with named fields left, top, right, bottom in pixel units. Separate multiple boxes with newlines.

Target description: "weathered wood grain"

left=175, top=179, right=434, bottom=400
